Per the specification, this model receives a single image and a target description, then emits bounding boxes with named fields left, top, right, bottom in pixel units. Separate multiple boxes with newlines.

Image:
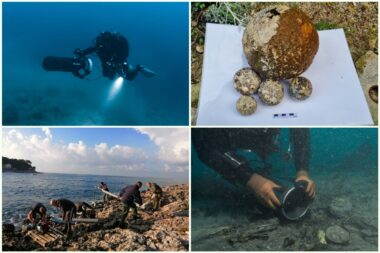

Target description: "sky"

left=2, top=128, right=189, bottom=180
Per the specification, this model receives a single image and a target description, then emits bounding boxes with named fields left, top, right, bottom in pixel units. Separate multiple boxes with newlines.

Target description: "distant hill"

left=2, top=157, right=37, bottom=173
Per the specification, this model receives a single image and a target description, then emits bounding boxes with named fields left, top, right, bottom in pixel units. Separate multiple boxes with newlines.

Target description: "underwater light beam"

left=107, top=77, right=124, bottom=101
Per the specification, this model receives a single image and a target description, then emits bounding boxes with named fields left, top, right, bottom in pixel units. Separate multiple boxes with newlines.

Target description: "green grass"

left=315, top=21, right=340, bottom=31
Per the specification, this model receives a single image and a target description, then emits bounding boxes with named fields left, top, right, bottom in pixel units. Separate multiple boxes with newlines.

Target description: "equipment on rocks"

left=97, top=187, right=119, bottom=199
left=97, top=187, right=144, bottom=209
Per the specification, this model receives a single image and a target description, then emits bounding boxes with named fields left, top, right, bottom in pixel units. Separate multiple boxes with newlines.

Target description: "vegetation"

left=315, top=21, right=340, bottom=31
left=2, top=157, right=37, bottom=173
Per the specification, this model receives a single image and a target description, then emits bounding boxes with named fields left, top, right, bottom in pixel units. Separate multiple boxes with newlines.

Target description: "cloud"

left=67, top=141, right=87, bottom=156
left=136, top=128, right=189, bottom=165
left=42, top=127, right=52, bottom=140
left=2, top=128, right=189, bottom=177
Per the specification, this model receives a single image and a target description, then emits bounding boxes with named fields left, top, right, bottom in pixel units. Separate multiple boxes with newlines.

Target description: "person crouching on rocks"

left=146, top=182, right=163, bottom=211
left=27, top=202, right=47, bottom=226
left=75, top=201, right=94, bottom=218
left=50, top=198, right=77, bottom=236
left=119, top=181, right=143, bottom=227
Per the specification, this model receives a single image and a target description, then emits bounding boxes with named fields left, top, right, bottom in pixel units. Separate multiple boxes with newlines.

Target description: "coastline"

left=3, top=184, right=189, bottom=251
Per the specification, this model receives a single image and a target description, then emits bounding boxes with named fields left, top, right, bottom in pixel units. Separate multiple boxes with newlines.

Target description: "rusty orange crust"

left=244, top=7, right=319, bottom=80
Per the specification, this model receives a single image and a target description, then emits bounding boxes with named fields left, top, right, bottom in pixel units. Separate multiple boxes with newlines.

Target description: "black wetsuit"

left=56, top=198, right=76, bottom=235
left=78, top=32, right=137, bottom=80
left=30, top=203, right=46, bottom=219
left=75, top=202, right=93, bottom=213
left=192, top=128, right=311, bottom=186
left=99, top=183, right=109, bottom=192
left=100, top=183, right=110, bottom=203
left=119, top=185, right=142, bottom=206
left=119, top=184, right=142, bottom=223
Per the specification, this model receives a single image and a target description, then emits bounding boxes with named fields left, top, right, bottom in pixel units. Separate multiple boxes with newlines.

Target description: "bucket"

left=273, top=179, right=313, bottom=220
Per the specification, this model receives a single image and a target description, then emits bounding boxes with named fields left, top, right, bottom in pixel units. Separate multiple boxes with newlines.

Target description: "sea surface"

left=3, top=2, right=189, bottom=125
left=2, top=172, right=185, bottom=226
left=191, top=128, right=378, bottom=250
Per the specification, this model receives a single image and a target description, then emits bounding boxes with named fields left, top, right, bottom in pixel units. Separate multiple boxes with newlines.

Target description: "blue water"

left=2, top=172, right=185, bottom=225
left=3, top=2, right=189, bottom=125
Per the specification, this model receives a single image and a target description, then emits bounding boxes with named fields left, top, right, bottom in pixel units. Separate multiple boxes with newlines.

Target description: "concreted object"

left=258, top=80, right=284, bottom=105
left=243, top=5, right=319, bottom=80
left=325, top=225, right=350, bottom=244
left=236, top=95, right=257, bottom=115
left=288, top=76, right=313, bottom=100
left=273, top=180, right=313, bottom=220
left=330, top=197, right=352, bottom=218
left=234, top=68, right=261, bottom=95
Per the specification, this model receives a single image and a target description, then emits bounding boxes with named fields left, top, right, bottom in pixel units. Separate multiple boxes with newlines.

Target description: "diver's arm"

left=74, top=46, right=97, bottom=57
left=83, top=202, right=93, bottom=209
left=291, top=129, right=315, bottom=198
left=192, top=129, right=253, bottom=186
left=291, top=128, right=311, bottom=172
left=27, top=211, right=35, bottom=223
left=124, top=64, right=141, bottom=81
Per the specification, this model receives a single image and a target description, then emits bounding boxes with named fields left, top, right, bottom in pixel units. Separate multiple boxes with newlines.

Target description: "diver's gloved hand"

left=295, top=170, right=316, bottom=199
left=136, top=64, right=143, bottom=71
left=247, top=173, right=281, bottom=210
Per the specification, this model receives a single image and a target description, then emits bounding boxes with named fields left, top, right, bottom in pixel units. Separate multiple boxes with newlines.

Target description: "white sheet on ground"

left=196, top=23, right=373, bottom=126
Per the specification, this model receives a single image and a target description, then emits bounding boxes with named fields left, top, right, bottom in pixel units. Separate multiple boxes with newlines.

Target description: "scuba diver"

left=192, top=128, right=316, bottom=220
left=42, top=31, right=156, bottom=80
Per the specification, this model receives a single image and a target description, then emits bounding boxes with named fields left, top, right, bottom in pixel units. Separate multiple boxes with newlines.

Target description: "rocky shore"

left=2, top=184, right=189, bottom=251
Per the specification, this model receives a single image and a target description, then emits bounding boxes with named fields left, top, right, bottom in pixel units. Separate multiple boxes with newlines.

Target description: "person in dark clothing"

left=75, top=202, right=94, bottom=218
left=119, top=181, right=143, bottom=225
left=99, top=182, right=110, bottom=204
left=74, top=31, right=142, bottom=80
left=50, top=198, right=77, bottom=236
left=27, top=203, right=47, bottom=225
left=192, top=128, right=315, bottom=210
left=146, top=182, right=163, bottom=211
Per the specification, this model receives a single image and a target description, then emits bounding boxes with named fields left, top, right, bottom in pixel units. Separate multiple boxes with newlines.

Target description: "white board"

left=196, top=23, right=373, bottom=126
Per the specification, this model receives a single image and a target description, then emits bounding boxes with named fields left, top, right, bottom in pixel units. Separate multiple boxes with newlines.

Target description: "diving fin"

left=140, top=66, right=157, bottom=77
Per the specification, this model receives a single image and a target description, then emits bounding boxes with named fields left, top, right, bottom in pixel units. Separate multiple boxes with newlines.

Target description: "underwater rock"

left=325, top=225, right=350, bottom=244
left=330, top=197, right=352, bottom=217
left=258, top=80, right=284, bottom=105
left=236, top=96, right=257, bottom=115
left=234, top=68, right=261, bottom=95
left=288, top=76, right=313, bottom=100
left=243, top=6, right=319, bottom=80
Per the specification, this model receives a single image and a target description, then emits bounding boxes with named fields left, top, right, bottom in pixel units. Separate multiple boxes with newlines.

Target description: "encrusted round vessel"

left=289, top=76, right=313, bottom=100
left=243, top=6, right=319, bottom=80
left=236, top=95, right=257, bottom=115
left=234, top=68, right=261, bottom=95
left=258, top=80, right=284, bottom=105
